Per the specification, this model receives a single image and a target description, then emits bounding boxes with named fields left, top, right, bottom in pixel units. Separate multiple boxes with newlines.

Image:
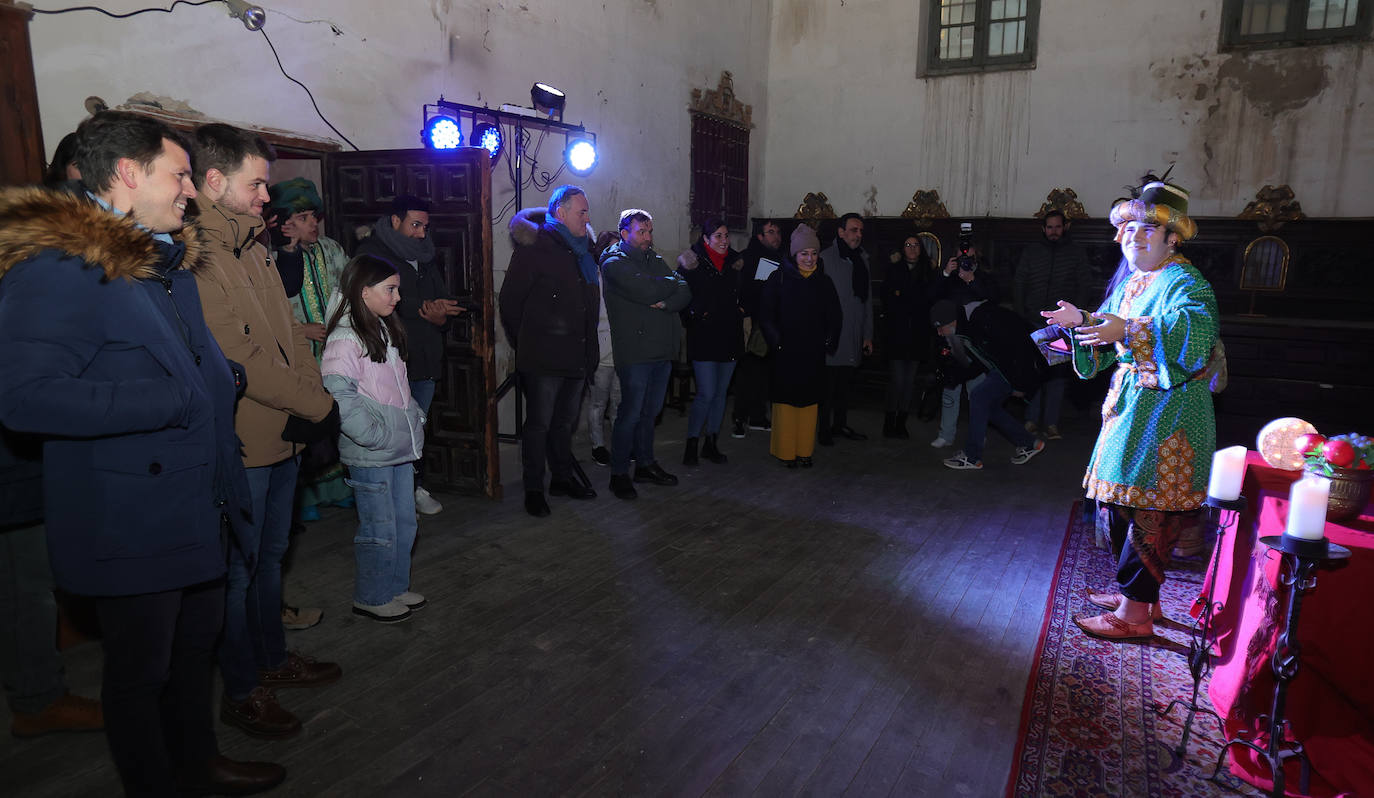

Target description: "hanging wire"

left=31, top=1, right=359, bottom=151
left=31, top=1, right=218, bottom=18
left=256, top=28, right=358, bottom=150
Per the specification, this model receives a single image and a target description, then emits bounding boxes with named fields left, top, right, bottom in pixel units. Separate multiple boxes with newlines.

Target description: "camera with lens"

left=956, top=222, right=976, bottom=273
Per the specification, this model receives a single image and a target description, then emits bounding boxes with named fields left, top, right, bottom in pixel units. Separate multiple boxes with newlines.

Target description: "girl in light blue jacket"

left=322, top=255, right=426, bottom=623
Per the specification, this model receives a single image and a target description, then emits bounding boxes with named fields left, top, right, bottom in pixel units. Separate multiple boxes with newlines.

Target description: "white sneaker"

left=1011, top=439, right=1047, bottom=465
left=394, top=591, right=427, bottom=610
left=352, top=599, right=412, bottom=623
left=942, top=452, right=983, bottom=470
left=930, top=436, right=951, bottom=448
left=414, top=487, right=443, bottom=515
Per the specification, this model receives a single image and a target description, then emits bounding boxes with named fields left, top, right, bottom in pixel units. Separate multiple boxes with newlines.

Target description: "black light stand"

left=1209, top=533, right=1350, bottom=798
left=1157, top=494, right=1247, bottom=756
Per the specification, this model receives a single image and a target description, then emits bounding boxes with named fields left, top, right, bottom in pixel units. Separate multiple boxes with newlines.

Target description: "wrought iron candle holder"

left=1209, top=532, right=1350, bottom=798
left=1158, top=494, right=1246, bottom=756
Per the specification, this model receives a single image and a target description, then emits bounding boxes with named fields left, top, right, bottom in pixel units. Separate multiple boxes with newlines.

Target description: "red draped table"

left=1200, top=451, right=1374, bottom=796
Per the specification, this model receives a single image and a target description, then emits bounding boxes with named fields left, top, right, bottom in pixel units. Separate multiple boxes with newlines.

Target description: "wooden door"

left=324, top=147, right=499, bottom=499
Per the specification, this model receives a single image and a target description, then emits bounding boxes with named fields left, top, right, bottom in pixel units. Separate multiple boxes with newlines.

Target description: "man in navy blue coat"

left=0, top=112, right=283, bottom=796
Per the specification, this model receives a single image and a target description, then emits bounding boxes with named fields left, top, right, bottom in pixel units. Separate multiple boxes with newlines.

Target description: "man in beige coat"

left=191, top=124, right=341, bottom=741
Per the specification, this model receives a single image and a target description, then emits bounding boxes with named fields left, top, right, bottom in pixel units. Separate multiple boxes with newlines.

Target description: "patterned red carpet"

left=1006, top=503, right=1263, bottom=797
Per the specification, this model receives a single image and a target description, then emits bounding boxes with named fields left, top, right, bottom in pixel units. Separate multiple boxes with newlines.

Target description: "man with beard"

left=356, top=195, right=462, bottom=516
left=191, top=124, right=342, bottom=741
left=1014, top=209, right=1089, bottom=439
left=730, top=219, right=783, bottom=438
left=817, top=213, right=874, bottom=445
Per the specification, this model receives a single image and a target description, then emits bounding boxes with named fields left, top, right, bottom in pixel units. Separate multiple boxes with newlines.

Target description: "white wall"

left=30, top=0, right=773, bottom=256
left=759, top=0, right=1374, bottom=221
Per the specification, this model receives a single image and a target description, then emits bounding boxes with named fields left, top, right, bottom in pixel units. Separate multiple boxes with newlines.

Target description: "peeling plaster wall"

left=30, top=0, right=772, bottom=263
left=761, top=0, right=1373, bottom=220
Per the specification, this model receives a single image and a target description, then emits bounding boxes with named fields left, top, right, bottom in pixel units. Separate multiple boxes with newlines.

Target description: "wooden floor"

left=2, top=394, right=1100, bottom=797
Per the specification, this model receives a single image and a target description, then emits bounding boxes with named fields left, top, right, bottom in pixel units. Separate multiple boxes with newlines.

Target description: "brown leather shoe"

left=220, top=687, right=301, bottom=739
left=10, top=693, right=103, bottom=738
left=178, top=754, right=286, bottom=796
left=258, top=651, right=341, bottom=689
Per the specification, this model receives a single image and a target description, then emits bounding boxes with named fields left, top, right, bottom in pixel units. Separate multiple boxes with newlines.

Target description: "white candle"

left=1285, top=476, right=1330, bottom=540
left=1208, top=445, right=1248, bottom=501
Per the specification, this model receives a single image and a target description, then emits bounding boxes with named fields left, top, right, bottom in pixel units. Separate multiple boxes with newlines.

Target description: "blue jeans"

left=408, top=378, right=435, bottom=487
left=1026, top=373, right=1066, bottom=428
left=219, top=455, right=296, bottom=700
left=345, top=464, right=417, bottom=606
left=687, top=360, right=737, bottom=437
left=0, top=522, right=65, bottom=714
left=611, top=359, right=672, bottom=474
left=963, top=372, right=1036, bottom=463
left=520, top=372, right=585, bottom=490
left=938, top=374, right=984, bottom=443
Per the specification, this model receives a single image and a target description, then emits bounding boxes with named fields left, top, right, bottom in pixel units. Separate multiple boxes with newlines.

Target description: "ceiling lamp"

left=224, top=0, right=267, bottom=31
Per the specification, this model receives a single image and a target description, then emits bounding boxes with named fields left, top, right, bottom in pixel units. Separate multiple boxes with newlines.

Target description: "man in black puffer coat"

left=499, top=186, right=601, bottom=518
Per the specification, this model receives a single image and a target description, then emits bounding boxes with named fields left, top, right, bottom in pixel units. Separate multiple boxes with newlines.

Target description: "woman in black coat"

left=880, top=234, right=937, bottom=438
left=677, top=217, right=743, bottom=466
left=758, top=224, right=842, bottom=468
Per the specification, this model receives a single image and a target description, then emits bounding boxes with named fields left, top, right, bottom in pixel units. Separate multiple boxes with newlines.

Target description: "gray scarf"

left=370, top=215, right=436, bottom=265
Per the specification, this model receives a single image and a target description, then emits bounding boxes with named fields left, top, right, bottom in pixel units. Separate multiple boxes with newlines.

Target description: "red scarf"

left=705, top=246, right=727, bottom=272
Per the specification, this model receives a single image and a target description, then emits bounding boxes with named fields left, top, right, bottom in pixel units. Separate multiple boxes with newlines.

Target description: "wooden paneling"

left=0, top=1, right=43, bottom=186
left=325, top=147, right=499, bottom=498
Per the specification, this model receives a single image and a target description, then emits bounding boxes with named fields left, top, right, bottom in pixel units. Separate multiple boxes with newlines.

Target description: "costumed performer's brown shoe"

left=1074, top=612, right=1154, bottom=641
left=1085, top=589, right=1165, bottom=621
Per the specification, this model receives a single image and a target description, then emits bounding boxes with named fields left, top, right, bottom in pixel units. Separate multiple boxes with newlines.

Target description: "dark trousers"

left=97, top=578, right=224, bottom=797
left=1100, top=504, right=1198, bottom=604
left=0, top=522, right=65, bottom=714
left=731, top=352, right=770, bottom=425
left=520, top=372, right=585, bottom=491
left=819, top=365, right=856, bottom=432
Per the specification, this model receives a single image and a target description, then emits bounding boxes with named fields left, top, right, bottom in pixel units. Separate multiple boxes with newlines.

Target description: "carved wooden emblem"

left=689, top=71, right=752, bottom=129
left=794, top=192, right=836, bottom=228
left=1035, top=188, right=1088, bottom=220
left=1238, top=185, right=1305, bottom=233
left=899, top=189, right=950, bottom=228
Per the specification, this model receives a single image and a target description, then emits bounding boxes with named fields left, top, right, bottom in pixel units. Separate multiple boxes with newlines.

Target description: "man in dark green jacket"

left=600, top=210, right=691, bottom=500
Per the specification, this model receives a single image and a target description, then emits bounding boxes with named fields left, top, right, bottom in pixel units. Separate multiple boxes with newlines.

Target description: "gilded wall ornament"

left=899, top=189, right=950, bottom=228
left=689, top=71, right=752, bottom=129
left=1035, top=188, right=1088, bottom=220
left=794, top=192, right=836, bottom=228
left=1237, top=185, right=1305, bottom=233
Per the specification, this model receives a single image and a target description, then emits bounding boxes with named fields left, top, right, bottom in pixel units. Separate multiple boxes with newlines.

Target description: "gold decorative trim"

left=899, top=189, right=950, bottom=229
left=689, top=71, right=752, bottom=129
left=1035, top=188, right=1088, bottom=221
left=794, top=192, right=836, bottom=228
left=1239, top=235, right=1290, bottom=292
left=1237, top=185, right=1305, bottom=233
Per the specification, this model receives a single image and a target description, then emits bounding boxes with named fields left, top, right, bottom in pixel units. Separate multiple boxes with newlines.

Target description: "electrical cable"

left=32, top=2, right=359, bottom=152
left=31, top=1, right=218, bottom=18
left=256, top=28, right=358, bottom=150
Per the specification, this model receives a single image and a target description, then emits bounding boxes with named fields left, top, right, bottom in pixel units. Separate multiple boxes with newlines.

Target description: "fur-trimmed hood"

left=0, top=186, right=207, bottom=284
left=508, top=207, right=595, bottom=248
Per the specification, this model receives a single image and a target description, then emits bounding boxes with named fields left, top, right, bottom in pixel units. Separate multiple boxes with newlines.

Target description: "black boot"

left=882, top=412, right=898, bottom=438
left=702, top=435, right=727, bottom=464
left=683, top=437, right=699, bottom=466
left=895, top=411, right=910, bottom=440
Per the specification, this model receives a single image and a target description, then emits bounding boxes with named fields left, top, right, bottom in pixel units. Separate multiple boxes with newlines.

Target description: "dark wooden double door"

left=324, top=148, right=499, bottom=499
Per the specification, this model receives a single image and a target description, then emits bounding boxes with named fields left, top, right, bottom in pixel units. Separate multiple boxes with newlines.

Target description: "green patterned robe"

left=1072, top=255, right=1218, bottom=512
left=289, top=236, right=347, bottom=359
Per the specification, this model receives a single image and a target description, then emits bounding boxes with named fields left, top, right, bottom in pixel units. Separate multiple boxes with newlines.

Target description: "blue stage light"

left=424, top=116, right=462, bottom=150
left=473, top=122, right=503, bottom=161
left=566, top=138, right=597, bottom=175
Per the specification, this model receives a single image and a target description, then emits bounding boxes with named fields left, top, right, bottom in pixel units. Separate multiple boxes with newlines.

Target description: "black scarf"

left=836, top=239, right=870, bottom=302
